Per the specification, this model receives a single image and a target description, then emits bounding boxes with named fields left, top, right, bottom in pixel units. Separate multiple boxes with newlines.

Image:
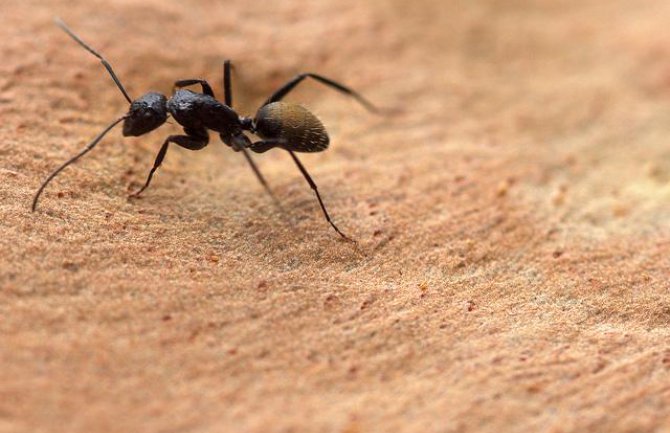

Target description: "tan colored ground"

left=2, top=0, right=670, bottom=432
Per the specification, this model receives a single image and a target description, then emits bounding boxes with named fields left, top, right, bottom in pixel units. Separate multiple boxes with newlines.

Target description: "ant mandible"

left=32, top=19, right=379, bottom=242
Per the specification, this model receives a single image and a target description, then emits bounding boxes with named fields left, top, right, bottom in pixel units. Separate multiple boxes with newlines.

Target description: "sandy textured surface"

left=2, top=1, right=670, bottom=432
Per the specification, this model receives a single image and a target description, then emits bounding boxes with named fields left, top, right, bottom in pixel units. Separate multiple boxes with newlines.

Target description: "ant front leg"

left=173, top=79, right=215, bottom=97
left=130, top=127, right=209, bottom=198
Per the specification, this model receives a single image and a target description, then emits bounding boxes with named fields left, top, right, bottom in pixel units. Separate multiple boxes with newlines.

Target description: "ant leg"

left=223, top=61, right=281, bottom=205
left=221, top=62, right=268, bottom=184
left=173, top=79, right=215, bottom=97
left=287, top=151, right=354, bottom=242
left=248, top=139, right=287, bottom=154
left=241, top=149, right=271, bottom=191
left=130, top=129, right=208, bottom=198
left=223, top=60, right=233, bottom=106
left=262, top=73, right=378, bottom=113
left=240, top=148, right=285, bottom=211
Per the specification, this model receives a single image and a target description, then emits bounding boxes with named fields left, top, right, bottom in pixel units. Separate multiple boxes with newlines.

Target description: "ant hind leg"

left=262, top=73, right=378, bottom=113
left=287, top=151, right=355, bottom=242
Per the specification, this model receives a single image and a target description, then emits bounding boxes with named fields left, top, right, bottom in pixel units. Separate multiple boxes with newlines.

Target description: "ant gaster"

left=32, top=19, right=379, bottom=241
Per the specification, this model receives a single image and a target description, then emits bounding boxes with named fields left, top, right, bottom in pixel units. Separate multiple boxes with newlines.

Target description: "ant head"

left=122, top=92, right=168, bottom=137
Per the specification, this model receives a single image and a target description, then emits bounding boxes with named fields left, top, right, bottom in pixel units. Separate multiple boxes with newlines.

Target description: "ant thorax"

left=167, top=89, right=239, bottom=134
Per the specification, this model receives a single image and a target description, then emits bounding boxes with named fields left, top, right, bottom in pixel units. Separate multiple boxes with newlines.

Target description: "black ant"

left=32, top=19, right=379, bottom=241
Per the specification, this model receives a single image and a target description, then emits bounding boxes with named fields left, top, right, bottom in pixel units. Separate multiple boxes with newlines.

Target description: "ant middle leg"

left=223, top=61, right=280, bottom=204
left=240, top=148, right=286, bottom=212
left=223, top=60, right=233, bottom=106
left=130, top=128, right=208, bottom=198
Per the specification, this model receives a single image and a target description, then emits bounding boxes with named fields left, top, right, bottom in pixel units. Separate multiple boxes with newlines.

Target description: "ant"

left=32, top=19, right=379, bottom=241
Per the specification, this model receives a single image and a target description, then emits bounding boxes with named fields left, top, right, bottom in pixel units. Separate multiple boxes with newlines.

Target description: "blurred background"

left=2, top=1, right=670, bottom=432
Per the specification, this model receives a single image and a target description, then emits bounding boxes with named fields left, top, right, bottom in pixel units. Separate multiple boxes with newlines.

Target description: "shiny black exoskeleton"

left=32, top=19, right=378, bottom=241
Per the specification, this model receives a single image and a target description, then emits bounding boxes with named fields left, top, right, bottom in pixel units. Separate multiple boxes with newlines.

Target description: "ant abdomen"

left=255, top=102, right=329, bottom=153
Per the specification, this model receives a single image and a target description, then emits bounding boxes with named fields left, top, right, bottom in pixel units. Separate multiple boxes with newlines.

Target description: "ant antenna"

left=32, top=116, right=127, bottom=211
left=55, top=17, right=133, bottom=104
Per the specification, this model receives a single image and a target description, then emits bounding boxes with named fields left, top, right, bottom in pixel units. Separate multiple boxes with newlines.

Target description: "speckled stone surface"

left=2, top=1, right=670, bottom=432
